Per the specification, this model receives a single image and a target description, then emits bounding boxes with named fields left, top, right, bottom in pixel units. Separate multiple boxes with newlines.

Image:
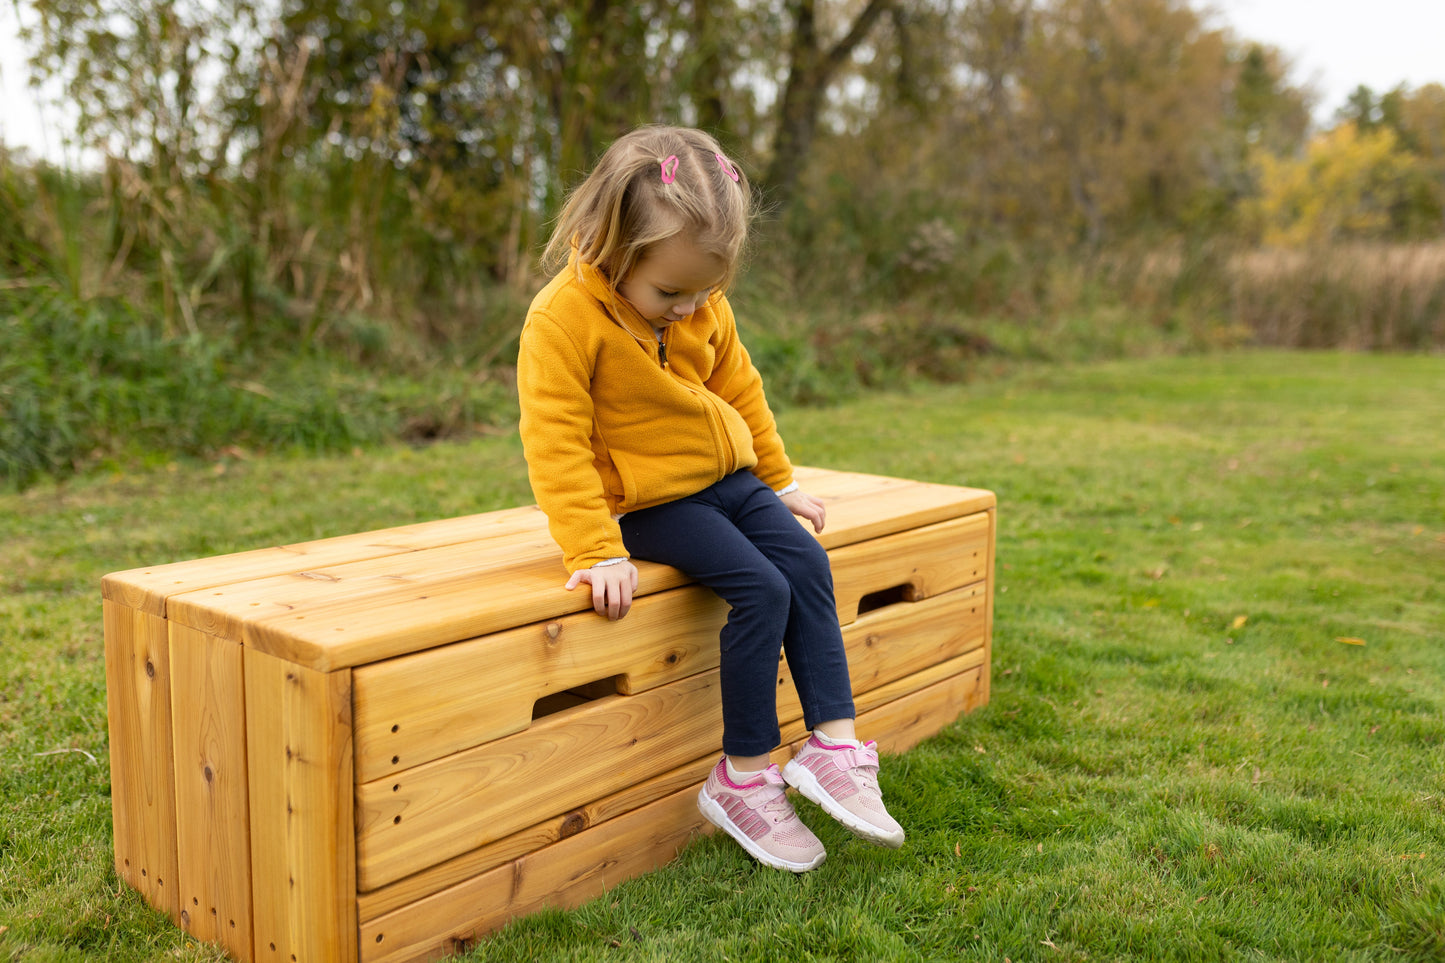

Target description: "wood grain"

left=103, top=600, right=179, bottom=918
left=102, top=506, right=546, bottom=617
left=168, top=623, right=253, bottom=961
left=351, top=586, right=729, bottom=781
left=354, top=671, right=724, bottom=890
left=157, top=470, right=993, bottom=670
left=358, top=786, right=709, bottom=963
left=830, top=511, right=991, bottom=624
left=245, top=650, right=357, bottom=963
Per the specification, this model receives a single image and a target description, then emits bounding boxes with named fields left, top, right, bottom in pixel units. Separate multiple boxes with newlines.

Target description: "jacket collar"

left=571, top=250, right=653, bottom=335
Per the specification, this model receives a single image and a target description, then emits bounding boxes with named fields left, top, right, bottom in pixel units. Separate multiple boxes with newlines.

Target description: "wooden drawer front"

left=358, top=785, right=708, bottom=963
left=830, top=511, right=991, bottom=625
left=354, top=575, right=985, bottom=793
left=354, top=582, right=987, bottom=892
left=843, top=583, right=986, bottom=696
left=357, top=659, right=987, bottom=963
left=351, top=586, right=730, bottom=782
left=355, top=672, right=725, bottom=890
left=778, top=584, right=986, bottom=721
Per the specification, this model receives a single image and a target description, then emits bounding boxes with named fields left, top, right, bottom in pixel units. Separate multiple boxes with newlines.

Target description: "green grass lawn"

left=2, top=350, right=1442, bottom=961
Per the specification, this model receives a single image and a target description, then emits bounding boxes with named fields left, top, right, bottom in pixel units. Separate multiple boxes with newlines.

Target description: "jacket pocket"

left=611, top=450, right=640, bottom=507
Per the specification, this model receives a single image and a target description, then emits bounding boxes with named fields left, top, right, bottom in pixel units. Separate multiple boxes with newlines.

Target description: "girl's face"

left=617, top=234, right=727, bottom=327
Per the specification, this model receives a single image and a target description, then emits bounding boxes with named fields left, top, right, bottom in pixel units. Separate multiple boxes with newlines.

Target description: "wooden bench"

left=102, top=466, right=995, bottom=963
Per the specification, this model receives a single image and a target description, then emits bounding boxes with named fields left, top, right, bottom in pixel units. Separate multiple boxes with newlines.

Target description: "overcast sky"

left=4, top=1, right=1445, bottom=159
left=1210, top=0, right=1445, bottom=118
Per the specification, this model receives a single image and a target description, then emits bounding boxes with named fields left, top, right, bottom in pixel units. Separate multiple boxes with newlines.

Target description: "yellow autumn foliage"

left=1249, top=123, right=1429, bottom=247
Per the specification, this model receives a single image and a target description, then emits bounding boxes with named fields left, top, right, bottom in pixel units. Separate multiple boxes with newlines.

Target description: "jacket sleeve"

left=703, top=296, right=794, bottom=492
left=516, top=311, right=628, bottom=572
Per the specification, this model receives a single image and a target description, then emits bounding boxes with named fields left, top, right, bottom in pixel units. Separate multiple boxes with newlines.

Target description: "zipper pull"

left=658, top=339, right=668, bottom=367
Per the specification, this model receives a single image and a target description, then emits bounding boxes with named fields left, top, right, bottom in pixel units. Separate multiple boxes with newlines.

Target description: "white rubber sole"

left=781, top=760, right=906, bottom=849
left=696, top=787, right=826, bottom=873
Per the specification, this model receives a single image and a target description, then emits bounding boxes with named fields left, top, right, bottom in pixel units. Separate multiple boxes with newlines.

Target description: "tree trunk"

left=765, top=0, right=893, bottom=216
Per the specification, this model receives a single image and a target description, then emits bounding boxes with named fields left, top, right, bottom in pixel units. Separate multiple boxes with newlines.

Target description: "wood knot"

left=144, top=660, right=155, bottom=679
left=559, top=810, right=588, bottom=837
left=203, top=765, right=214, bottom=783
left=545, top=622, right=562, bottom=641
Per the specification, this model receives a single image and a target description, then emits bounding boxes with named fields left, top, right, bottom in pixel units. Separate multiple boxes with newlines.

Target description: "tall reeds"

left=1229, top=243, right=1445, bottom=349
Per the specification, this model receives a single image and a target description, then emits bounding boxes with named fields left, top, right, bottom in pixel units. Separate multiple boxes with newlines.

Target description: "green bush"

left=0, top=287, right=368, bottom=488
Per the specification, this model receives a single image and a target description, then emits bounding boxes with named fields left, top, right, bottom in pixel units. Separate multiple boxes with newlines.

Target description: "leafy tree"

left=1012, top=0, right=1233, bottom=245
left=1249, top=121, right=1434, bottom=245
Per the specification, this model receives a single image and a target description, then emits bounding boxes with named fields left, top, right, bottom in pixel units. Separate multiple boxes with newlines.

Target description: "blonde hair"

left=542, top=125, right=753, bottom=291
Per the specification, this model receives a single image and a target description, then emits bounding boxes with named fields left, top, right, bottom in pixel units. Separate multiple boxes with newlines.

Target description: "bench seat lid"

left=102, top=467, right=994, bottom=670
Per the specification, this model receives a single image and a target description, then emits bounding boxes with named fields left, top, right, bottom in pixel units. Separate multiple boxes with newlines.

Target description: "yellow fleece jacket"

left=517, top=256, right=793, bottom=572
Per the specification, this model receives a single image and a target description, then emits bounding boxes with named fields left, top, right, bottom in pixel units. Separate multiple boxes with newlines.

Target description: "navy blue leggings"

left=620, top=471, right=856, bottom=757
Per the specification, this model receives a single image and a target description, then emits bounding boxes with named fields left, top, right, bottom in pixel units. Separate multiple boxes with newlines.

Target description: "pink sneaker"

left=782, top=735, right=905, bottom=848
left=696, top=758, right=826, bottom=872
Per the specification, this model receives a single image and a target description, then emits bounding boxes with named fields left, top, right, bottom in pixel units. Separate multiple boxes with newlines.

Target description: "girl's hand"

left=780, top=489, right=827, bottom=533
left=565, top=560, right=639, bottom=620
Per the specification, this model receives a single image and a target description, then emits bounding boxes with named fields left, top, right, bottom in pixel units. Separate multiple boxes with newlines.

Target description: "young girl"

left=516, top=125, right=903, bottom=872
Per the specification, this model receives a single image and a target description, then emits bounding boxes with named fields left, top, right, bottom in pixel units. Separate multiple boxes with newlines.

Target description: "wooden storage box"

left=102, top=467, right=995, bottom=963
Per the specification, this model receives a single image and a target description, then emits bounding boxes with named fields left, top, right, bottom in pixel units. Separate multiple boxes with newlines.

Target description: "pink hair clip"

left=660, top=155, right=679, bottom=184
left=715, top=153, right=740, bottom=182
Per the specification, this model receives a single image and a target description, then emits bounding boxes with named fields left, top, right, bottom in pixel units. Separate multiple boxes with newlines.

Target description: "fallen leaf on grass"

left=1336, top=637, right=1366, bottom=646
left=1231, top=615, right=1248, bottom=629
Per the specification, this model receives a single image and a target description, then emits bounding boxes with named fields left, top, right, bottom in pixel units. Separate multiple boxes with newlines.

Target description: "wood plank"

left=830, top=511, right=992, bottom=625
left=979, top=506, right=998, bottom=707
left=357, top=753, right=718, bottom=921
left=168, top=624, right=253, bottom=961
left=352, top=585, right=729, bottom=781
left=797, top=470, right=995, bottom=548
left=355, top=672, right=724, bottom=891
left=358, top=662, right=988, bottom=960
left=357, top=786, right=709, bottom=963
left=351, top=546, right=986, bottom=784
left=158, top=469, right=993, bottom=671
left=245, top=650, right=357, bottom=963
left=836, top=663, right=986, bottom=758
left=358, top=642, right=987, bottom=916
left=356, top=581, right=990, bottom=890
left=850, top=650, right=986, bottom=724
left=101, top=506, right=546, bottom=617
left=103, top=600, right=179, bottom=919
left=779, top=585, right=988, bottom=722
left=163, top=529, right=563, bottom=644
left=166, top=548, right=693, bottom=672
